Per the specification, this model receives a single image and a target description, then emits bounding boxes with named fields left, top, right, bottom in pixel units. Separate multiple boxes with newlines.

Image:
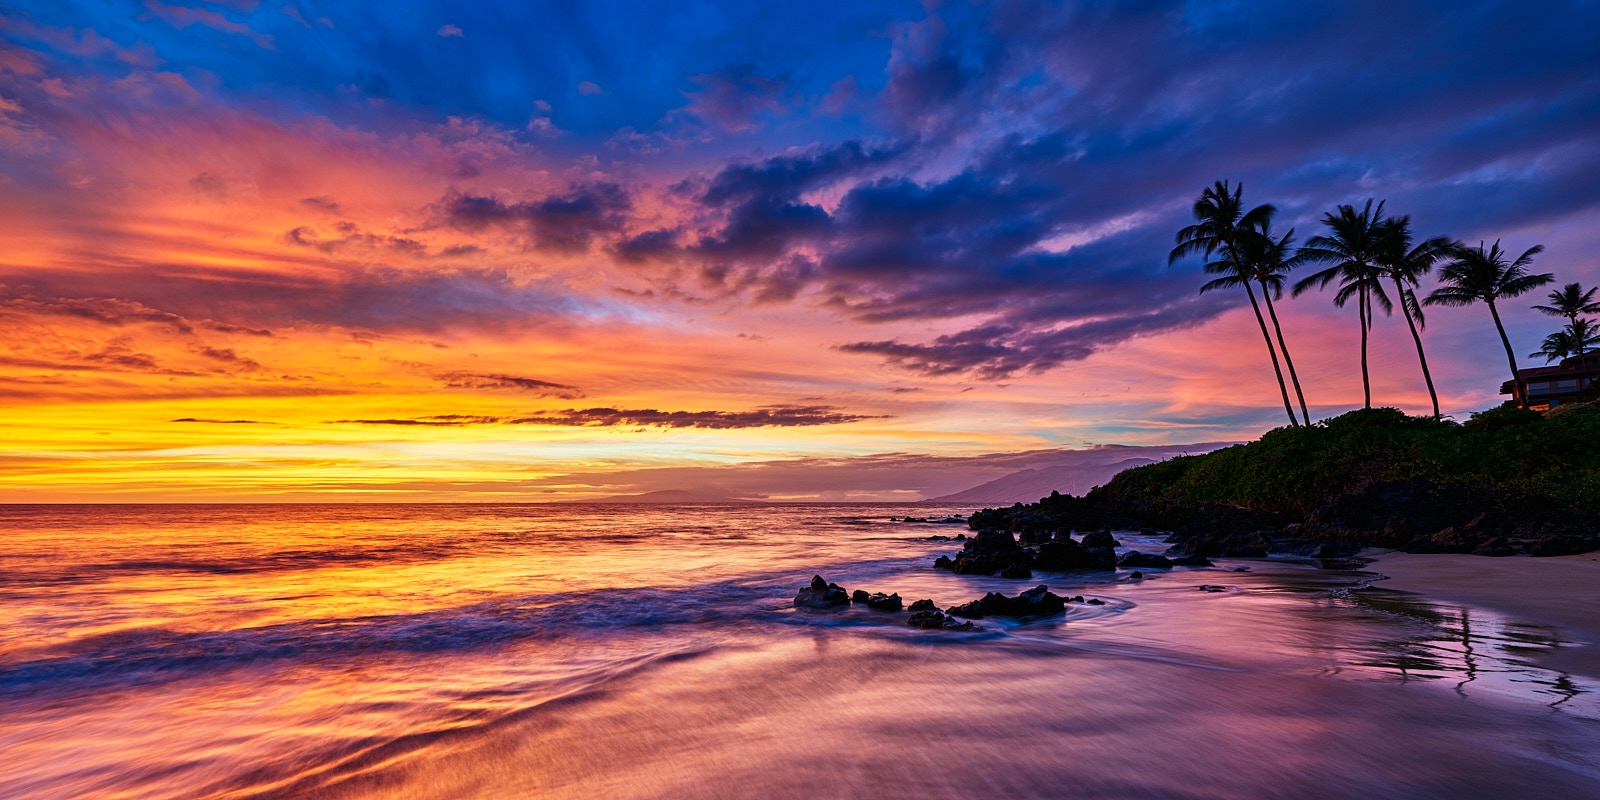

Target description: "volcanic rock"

left=1117, top=551, right=1173, bottom=569
left=794, top=575, right=850, bottom=609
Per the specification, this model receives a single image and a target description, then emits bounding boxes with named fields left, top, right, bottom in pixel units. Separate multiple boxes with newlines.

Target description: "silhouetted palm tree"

left=1532, top=282, right=1600, bottom=385
left=1292, top=200, right=1391, bottom=409
left=1238, top=214, right=1310, bottom=424
left=1530, top=320, right=1600, bottom=364
left=1170, top=180, right=1298, bottom=427
left=1424, top=241, right=1554, bottom=408
left=1375, top=216, right=1454, bottom=418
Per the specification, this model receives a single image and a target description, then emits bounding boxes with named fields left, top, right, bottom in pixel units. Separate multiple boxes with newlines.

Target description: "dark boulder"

left=947, top=585, right=1066, bottom=618
left=794, top=575, right=851, bottom=609
left=1531, top=533, right=1596, bottom=557
left=908, top=598, right=936, bottom=612
left=1081, top=543, right=1118, bottom=571
left=1172, top=553, right=1214, bottom=567
left=851, top=589, right=870, bottom=603
left=946, top=592, right=1013, bottom=619
left=1000, top=563, right=1033, bottom=579
left=1117, top=551, right=1173, bottom=569
left=932, top=527, right=1033, bottom=575
left=1018, top=528, right=1055, bottom=546
left=907, top=610, right=974, bottom=631
left=865, top=592, right=903, bottom=611
left=1080, top=531, right=1120, bottom=550
left=1034, top=536, right=1111, bottom=571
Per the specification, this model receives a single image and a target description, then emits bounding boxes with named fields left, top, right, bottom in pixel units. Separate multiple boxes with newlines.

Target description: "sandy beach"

left=1368, top=551, right=1600, bottom=678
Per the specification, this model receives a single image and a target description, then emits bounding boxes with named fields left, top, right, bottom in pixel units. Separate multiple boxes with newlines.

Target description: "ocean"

left=2, top=503, right=1597, bottom=799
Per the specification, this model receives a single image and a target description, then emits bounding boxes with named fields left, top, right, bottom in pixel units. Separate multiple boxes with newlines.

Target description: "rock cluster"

left=945, top=585, right=1066, bottom=618
left=790, top=577, right=1091, bottom=632
left=794, top=575, right=850, bottom=608
left=930, top=524, right=1206, bottom=576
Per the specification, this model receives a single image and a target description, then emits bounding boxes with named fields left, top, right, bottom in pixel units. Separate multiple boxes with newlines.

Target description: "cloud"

left=679, top=64, right=794, bottom=133
left=0, top=290, right=195, bottom=334
left=171, top=418, right=267, bottom=423
left=439, top=372, right=582, bottom=397
left=332, top=404, right=882, bottom=429
left=436, top=183, right=631, bottom=253
left=193, top=346, right=262, bottom=372
left=436, top=24, right=463, bottom=38
left=578, top=81, right=603, bottom=96
left=0, top=269, right=590, bottom=337
left=142, top=0, right=275, bottom=50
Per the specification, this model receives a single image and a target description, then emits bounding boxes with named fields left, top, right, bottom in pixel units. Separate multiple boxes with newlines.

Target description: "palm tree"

left=1424, top=241, right=1554, bottom=409
left=1238, top=214, right=1310, bottom=424
left=1530, top=321, right=1600, bottom=363
left=1532, top=282, right=1600, bottom=386
left=1292, top=200, right=1391, bottom=409
left=1170, top=180, right=1299, bottom=427
left=1375, top=216, right=1454, bottom=418
left=1531, top=330, right=1577, bottom=364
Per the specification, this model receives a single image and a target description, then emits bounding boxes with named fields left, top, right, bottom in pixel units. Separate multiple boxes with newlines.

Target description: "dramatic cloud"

left=437, top=184, right=631, bottom=253
left=332, top=405, right=882, bottom=429
left=3, top=0, right=1598, bottom=499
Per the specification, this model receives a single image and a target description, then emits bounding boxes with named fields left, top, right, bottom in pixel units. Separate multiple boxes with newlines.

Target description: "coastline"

left=1366, top=550, right=1600, bottom=678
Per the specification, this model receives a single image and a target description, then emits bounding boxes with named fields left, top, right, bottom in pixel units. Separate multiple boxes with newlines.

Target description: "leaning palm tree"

left=1237, top=214, right=1310, bottom=424
left=1424, top=241, right=1554, bottom=409
left=1170, top=181, right=1298, bottom=427
left=1532, top=282, right=1600, bottom=385
left=1375, top=216, right=1455, bottom=418
left=1292, top=200, right=1391, bottom=409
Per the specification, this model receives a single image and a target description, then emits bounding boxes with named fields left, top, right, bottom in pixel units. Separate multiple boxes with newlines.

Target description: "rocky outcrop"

left=907, top=610, right=976, bottom=631
left=795, top=575, right=851, bottom=608
left=946, top=585, right=1067, bottom=619
left=933, top=528, right=1118, bottom=576
left=1117, top=551, right=1172, bottom=569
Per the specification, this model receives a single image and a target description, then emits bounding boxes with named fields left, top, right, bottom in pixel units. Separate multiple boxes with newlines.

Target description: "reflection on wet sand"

left=1327, top=587, right=1595, bottom=717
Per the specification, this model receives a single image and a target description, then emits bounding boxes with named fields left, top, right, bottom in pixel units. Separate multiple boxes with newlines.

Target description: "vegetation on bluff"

left=1094, top=405, right=1599, bottom=516
left=972, top=405, right=1599, bottom=558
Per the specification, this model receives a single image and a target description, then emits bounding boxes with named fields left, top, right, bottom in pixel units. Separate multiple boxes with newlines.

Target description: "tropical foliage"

left=1423, top=241, right=1554, bottom=408
left=1172, top=180, right=1587, bottom=418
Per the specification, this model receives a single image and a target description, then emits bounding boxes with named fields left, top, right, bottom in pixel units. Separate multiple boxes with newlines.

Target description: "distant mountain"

left=928, top=457, right=1159, bottom=504
left=588, top=489, right=761, bottom=503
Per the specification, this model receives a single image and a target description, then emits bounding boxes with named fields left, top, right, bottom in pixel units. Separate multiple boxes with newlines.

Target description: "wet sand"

left=1369, top=551, right=1600, bottom=678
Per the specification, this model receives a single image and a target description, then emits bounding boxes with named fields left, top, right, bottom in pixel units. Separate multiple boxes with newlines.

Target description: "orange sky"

left=2, top=5, right=1593, bottom=501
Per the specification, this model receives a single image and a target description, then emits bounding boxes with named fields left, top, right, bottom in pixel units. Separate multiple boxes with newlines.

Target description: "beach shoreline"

left=1365, top=550, right=1600, bottom=678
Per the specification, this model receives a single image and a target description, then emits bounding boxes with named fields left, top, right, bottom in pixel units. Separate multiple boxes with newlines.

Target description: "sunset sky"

left=2, top=1, right=1598, bottom=501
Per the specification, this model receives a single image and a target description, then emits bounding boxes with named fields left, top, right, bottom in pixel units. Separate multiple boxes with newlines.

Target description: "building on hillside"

left=1500, top=352, right=1599, bottom=410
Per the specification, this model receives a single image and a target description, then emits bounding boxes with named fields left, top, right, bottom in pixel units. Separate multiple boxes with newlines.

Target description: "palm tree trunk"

left=1396, top=280, right=1440, bottom=418
left=1359, top=284, right=1371, bottom=409
left=1259, top=283, right=1310, bottom=425
left=1243, top=280, right=1299, bottom=427
left=1486, top=299, right=1526, bottom=409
